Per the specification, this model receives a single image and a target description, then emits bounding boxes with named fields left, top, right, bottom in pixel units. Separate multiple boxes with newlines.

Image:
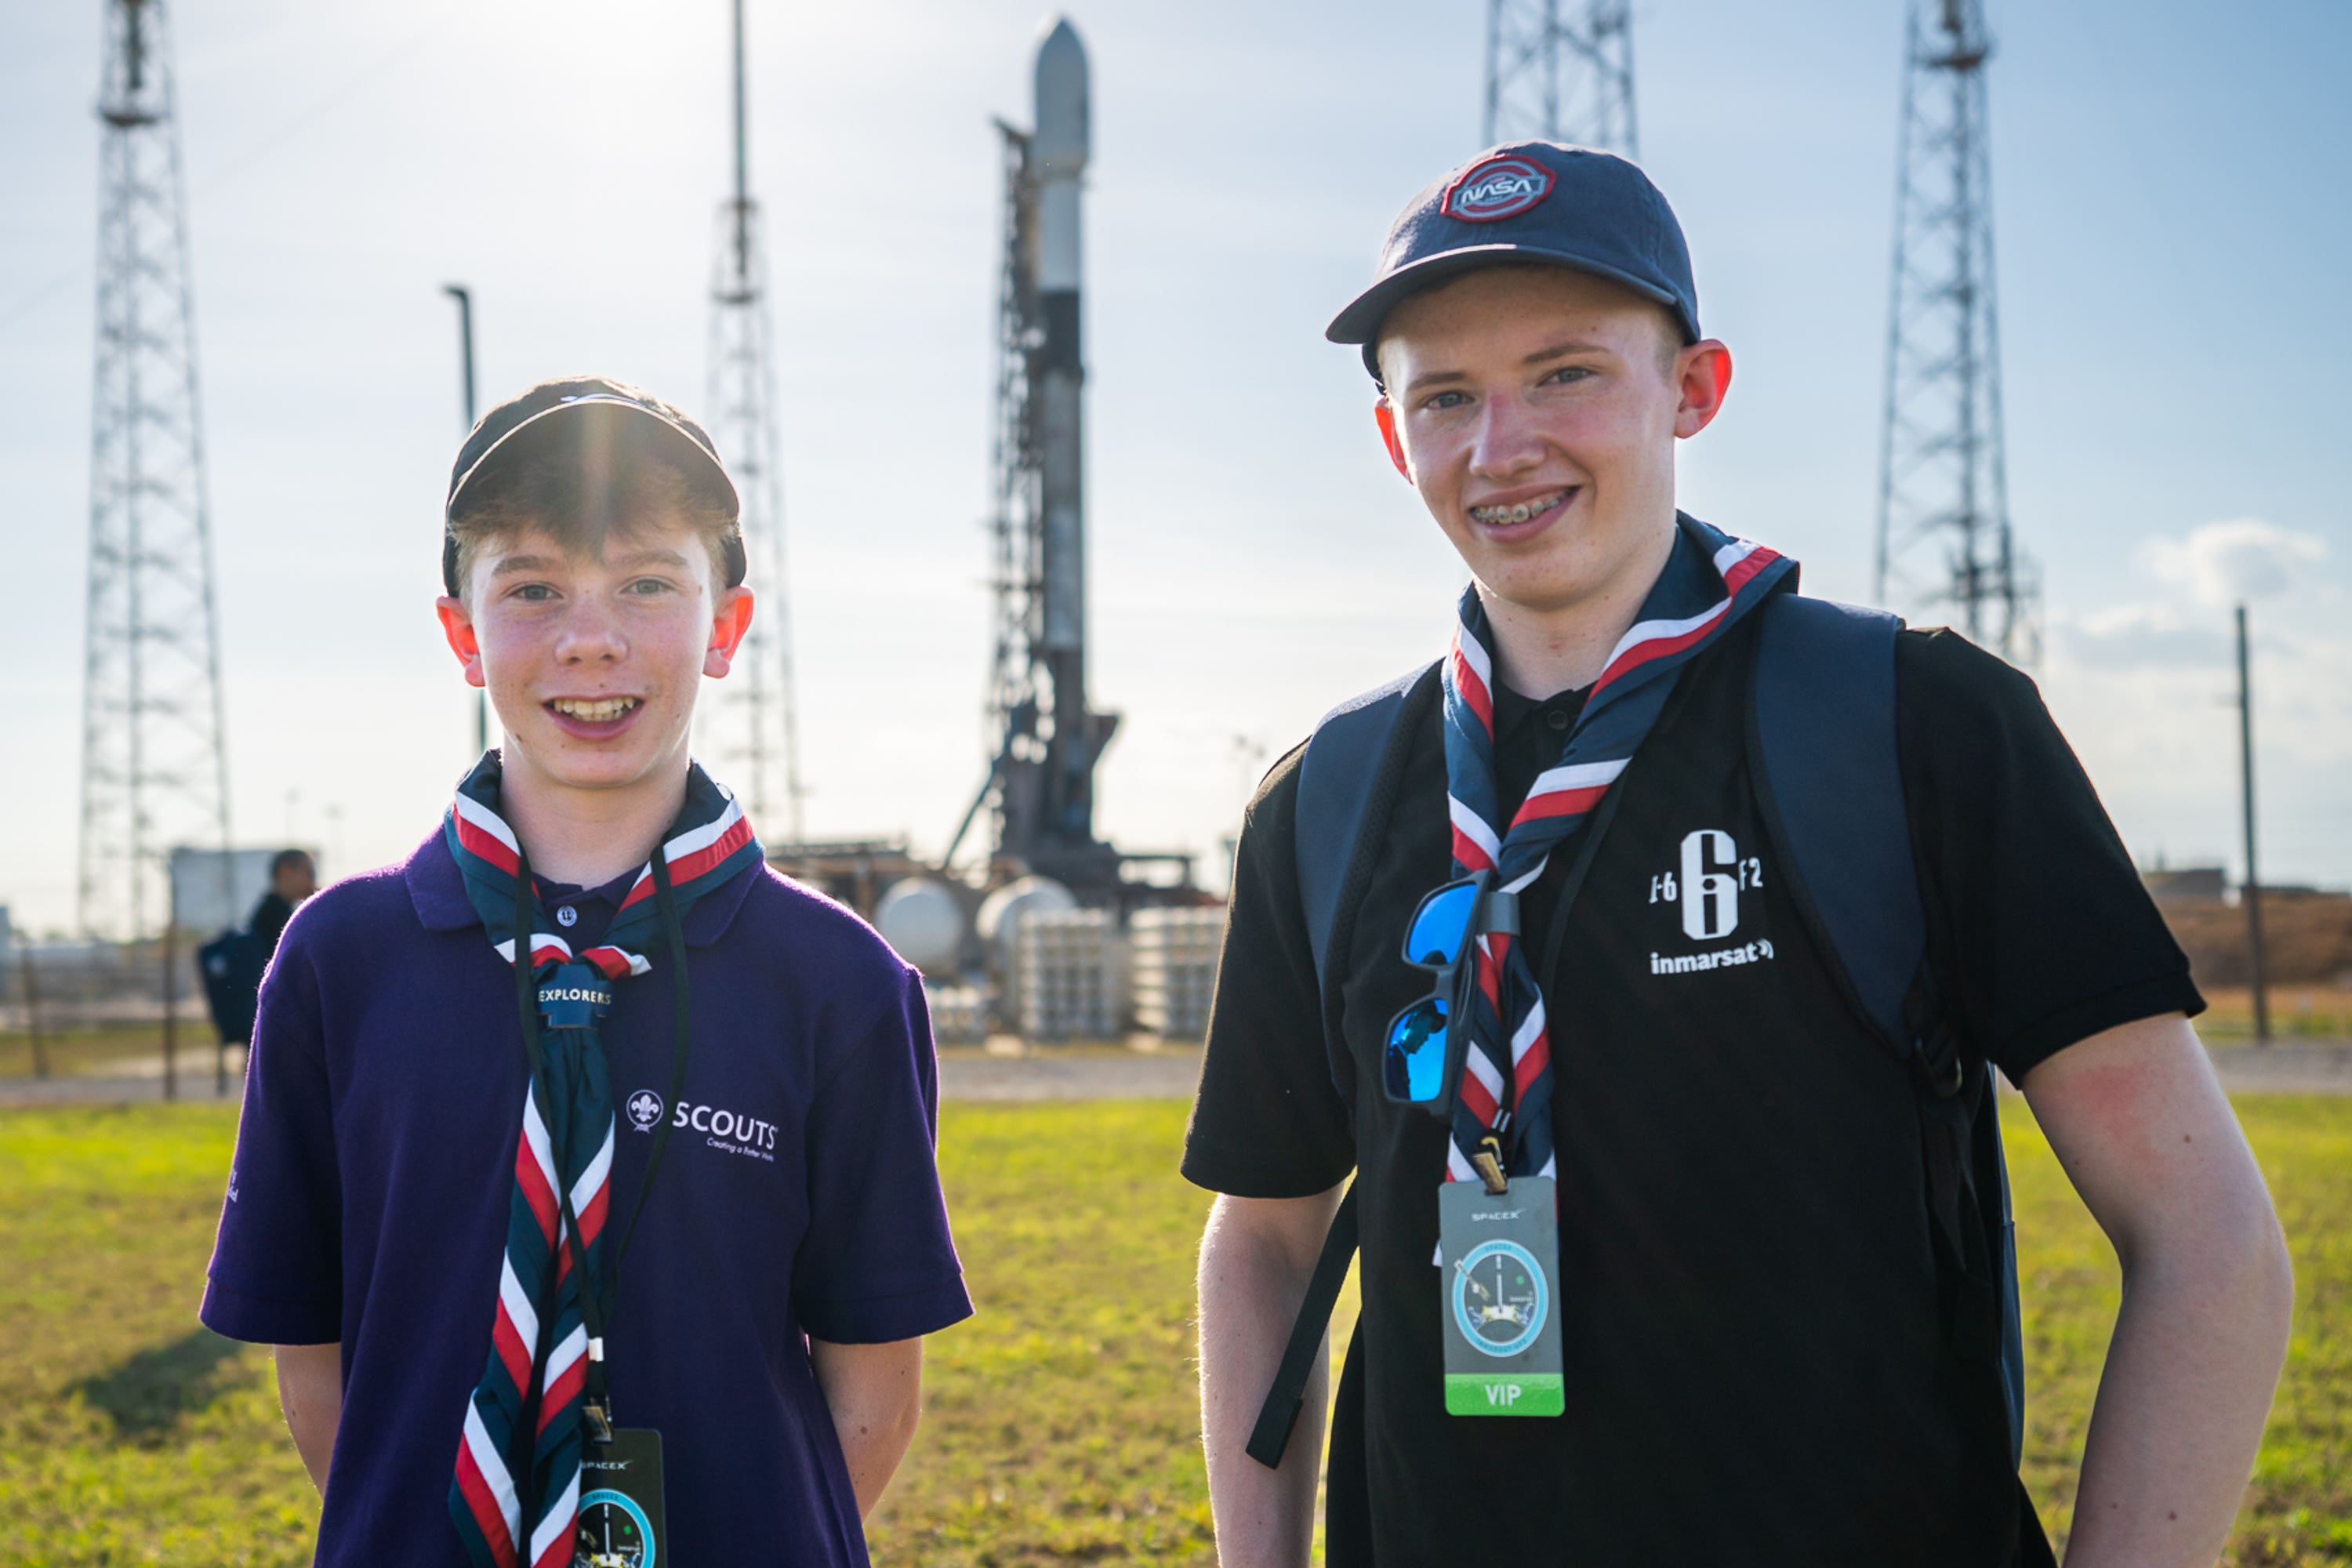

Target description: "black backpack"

left=1248, top=593, right=2034, bottom=1534
left=198, top=927, right=264, bottom=1045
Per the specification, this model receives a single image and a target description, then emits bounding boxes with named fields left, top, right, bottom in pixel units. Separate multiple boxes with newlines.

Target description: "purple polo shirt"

left=202, top=829, right=971, bottom=1567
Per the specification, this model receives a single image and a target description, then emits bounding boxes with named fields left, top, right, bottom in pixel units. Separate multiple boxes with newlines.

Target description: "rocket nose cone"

left=1031, top=14, right=1088, bottom=172
left=1037, top=15, right=1087, bottom=73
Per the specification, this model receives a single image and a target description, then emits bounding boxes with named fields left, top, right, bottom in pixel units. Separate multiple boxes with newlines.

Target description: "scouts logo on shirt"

left=626, top=1089, right=665, bottom=1132
left=672, top=1099, right=780, bottom=1161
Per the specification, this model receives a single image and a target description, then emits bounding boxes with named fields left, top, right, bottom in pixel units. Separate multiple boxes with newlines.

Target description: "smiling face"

left=1374, top=264, right=1730, bottom=629
left=435, top=506, right=753, bottom=804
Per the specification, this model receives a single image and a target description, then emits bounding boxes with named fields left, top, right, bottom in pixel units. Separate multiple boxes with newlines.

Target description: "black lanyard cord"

left=509, top=844, right=694, bottom=1439
left=606, top=845, right=693, bottom=1312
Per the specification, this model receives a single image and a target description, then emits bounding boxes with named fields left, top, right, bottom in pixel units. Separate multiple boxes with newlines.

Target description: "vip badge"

left=1437, top=1178, right=1566, bottom=1417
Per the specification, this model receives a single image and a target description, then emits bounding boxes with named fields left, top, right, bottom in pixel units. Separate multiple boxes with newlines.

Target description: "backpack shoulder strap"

left=1244, top=1182, right=1359, bottom=1470
left=1294, top=661, right=1441, bottom=990
left=1247, top=660, right=1438, bottom=1472
left=1748, top=593, right=2028, bottom=1470
left=1747, top=592, right=1920, bottom=1051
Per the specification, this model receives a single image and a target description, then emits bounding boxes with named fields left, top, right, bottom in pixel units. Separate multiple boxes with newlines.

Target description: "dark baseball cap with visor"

left=1327, top=141, right=1701, bottom=387
left=440, top=375, right=744, bottom=596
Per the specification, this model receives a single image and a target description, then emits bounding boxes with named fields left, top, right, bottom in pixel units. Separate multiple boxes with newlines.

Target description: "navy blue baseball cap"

left=1327, top=142, right=1700, bottom=385
left=441, top=375, right=743, bottom=595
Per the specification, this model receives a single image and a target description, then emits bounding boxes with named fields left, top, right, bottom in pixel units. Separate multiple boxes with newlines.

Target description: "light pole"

left=443, top=285, right=487, bottom=757
left=2236, top=605, right=2269, bottom=1044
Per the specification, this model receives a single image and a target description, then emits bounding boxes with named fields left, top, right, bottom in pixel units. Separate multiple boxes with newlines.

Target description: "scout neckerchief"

left=1439, top=514, right=1793, bottom=1186
left=444, top=753, right=760, bottom=1568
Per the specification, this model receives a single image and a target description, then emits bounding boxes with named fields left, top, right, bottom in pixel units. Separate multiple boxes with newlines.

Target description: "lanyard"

left=509, top=844, right=693, bottom=1439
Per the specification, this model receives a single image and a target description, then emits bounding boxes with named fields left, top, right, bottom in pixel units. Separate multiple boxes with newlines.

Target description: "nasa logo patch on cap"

left=1440, top=154, right=1555, bottom=223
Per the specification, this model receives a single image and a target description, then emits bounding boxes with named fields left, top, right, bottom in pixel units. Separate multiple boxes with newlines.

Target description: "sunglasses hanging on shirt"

left=1385, top=869, right=1518, bottom=1119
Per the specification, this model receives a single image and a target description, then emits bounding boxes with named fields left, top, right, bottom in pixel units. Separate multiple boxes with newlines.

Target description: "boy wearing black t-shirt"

left=204, top=378, right=970, bottom=1568
left=1187, top=145, right=2291, bottom=1567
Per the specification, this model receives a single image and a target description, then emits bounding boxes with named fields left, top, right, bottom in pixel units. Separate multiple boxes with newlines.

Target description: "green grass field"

left=2, top=1097, right=2347, bottom=1566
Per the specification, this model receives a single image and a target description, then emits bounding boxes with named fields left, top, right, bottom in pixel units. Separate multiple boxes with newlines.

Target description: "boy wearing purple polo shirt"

left=203, top=376, right=970, bottom=1568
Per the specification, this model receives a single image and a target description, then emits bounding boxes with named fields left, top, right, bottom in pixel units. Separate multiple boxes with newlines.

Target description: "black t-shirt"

left=1182, top=615, right=2201, bottom=1566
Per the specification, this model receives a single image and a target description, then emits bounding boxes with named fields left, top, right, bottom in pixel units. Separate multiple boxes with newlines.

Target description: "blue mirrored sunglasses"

left=1383, top=871, right=1494, bottom=1118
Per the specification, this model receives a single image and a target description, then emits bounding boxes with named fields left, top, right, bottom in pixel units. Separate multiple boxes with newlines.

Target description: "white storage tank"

left=975, top=876, right=1077, bottom=969
left=873, top=877, right=967, bottom=976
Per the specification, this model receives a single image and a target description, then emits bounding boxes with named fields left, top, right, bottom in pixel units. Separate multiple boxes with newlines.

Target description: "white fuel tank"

left=874, top=877, right=967, bottom=975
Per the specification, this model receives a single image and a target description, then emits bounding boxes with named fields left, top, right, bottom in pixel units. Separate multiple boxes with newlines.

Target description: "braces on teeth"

left=1472, top=492, right=1569, bottom=526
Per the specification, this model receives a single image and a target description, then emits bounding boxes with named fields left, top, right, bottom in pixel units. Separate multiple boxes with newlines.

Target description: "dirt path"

left=0, top=1047, right=1210, bottom=1109
left=5, top=1041, right=2343, bottom=1109
left=2203, top=1043, right=2352, bottom=1096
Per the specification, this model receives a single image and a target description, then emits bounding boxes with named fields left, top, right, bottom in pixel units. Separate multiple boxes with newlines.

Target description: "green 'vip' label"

left=1437, top=1175, right=1566, bottom=1417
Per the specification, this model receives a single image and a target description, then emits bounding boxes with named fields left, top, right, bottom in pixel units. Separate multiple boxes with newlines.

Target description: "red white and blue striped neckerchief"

left=1439, top=514, right=1793, bottom=1186
left=441, top=753, right=761, bottom=1568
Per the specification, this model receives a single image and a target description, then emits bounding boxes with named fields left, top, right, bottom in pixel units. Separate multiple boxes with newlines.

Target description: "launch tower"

left=76, top=0, right=232, bottom=938
left=1872, top=0, right=2037, bottom=663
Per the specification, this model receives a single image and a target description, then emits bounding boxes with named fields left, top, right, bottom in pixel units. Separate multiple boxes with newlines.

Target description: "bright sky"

left=3, top=0, right=2347, bottom=936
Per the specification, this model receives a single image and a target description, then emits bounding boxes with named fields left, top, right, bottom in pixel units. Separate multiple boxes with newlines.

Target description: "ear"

left=1672, top=340, right=1733, bottom=439
left=435, top=596, right=487, bottom=690
left=1373, top=400, right=1412, bottom=481
left=704, top=584, right=756, bottom=677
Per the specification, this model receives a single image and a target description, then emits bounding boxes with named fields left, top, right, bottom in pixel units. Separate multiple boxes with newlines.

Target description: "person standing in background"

left=249, top=848, right=317, bottom=964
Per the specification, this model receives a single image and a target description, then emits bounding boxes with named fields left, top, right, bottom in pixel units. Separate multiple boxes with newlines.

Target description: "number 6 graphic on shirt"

left=1678, top=829, right=1740, bottom=941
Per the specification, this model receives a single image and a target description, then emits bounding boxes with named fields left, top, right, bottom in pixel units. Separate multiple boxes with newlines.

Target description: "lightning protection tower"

left=77, top=0, right=232, bottom=939
left=1871, top=0, right=2037, bottom=663
left=1483, top=0, right=1638, bottom=154
left=705, top=0, right=806, bottom=839
left=945, top=19, right=1121, bottom=888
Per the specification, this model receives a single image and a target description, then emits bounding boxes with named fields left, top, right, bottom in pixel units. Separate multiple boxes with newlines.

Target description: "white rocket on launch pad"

left=952, top=16, right=1162, bottom=889
left=1031, top=18, right=1089, bottom=684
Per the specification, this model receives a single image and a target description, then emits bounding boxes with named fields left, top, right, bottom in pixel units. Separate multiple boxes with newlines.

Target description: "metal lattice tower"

left=969, top=122, right=1048, bottom=866
left=1871, top=0, right=2037, bottom=664
left=77, top=0, right=231, bottom=939
left=1483, top=0, right=1638, bottom=154
left=705, top=0, right=805, bottom=839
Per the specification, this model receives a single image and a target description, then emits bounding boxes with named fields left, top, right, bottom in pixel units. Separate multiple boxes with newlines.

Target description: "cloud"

left=2055, top=601, right=2227, bottom=670
left=2140, top=517, right=2329, bottom=609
